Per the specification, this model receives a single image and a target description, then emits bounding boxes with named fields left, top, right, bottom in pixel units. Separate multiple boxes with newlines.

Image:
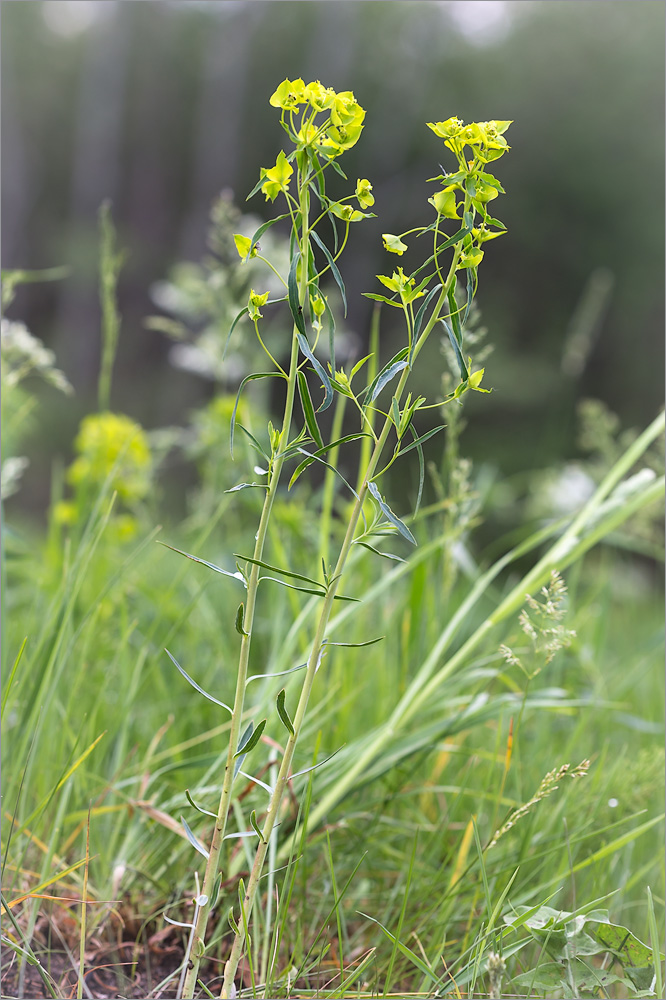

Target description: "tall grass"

left=2, top=83, right=664, bottom=1000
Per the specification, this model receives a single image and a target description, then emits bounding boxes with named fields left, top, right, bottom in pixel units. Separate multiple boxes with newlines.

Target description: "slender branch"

left=181, top=178, right=311, bottom=1000
left=220, top=238, right=464, bottom=999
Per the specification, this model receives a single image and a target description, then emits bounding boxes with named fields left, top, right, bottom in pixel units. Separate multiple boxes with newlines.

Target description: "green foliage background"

left=2, top=0, right=664, bottom=520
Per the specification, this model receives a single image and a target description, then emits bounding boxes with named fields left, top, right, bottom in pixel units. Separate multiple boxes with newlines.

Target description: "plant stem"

left=319, top=389, right=348, bottom=570
left=220, top=248, right=462, bottom=999
left=181, top=180, right=311, bottom=1000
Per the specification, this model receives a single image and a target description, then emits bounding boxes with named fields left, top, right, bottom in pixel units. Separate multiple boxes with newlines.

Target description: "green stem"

left=319, top=389, right=348, bottom=570
left=221, top=241, right=463, bottom=999
left=181, top=179, right=311, bottom=1000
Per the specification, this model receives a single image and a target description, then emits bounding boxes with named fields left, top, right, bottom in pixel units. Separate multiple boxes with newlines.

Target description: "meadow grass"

left=2, top=410, right=664, bottom=997
left=2, top=86, right=665, bottom=999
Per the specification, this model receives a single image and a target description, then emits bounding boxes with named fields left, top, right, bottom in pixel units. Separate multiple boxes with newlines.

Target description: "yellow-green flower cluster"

left=67, top=412, right=151, bottom=502
left=426, top=117, right=512, bottom=164
left=259, top=78, right=366, bottom=203
left=54, top=412, right=152, bottom=537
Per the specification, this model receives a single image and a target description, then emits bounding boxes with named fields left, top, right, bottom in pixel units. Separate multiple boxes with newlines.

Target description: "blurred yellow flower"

left=67, top=412, right=151, bottom=502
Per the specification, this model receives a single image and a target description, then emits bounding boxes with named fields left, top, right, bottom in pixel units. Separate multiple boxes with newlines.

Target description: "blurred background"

left=2, top=0, right=664, bottom=522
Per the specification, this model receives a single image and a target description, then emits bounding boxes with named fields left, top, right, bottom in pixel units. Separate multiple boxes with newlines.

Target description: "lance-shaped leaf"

left=231, top=372, right=286, bottom=458
left=210, top=873, right=223, bottom=911
left=412, top=283, right=443, bottom=359
left=287, top=251, right=307, bottom=337
left=164, top=649, right=232, bottom=713
left=235, top=603, right=248, bottom=636
left=288, top=432, right=370, bottom=489
left=363, top=347, right=410, bottom=403
left=228, top=907, right=240, bottom=935
left=446, top=283, right=463, bottom=348
left=233, top=719, right=267, bottom=758
left=234, top=553, right=323, bottom=588
left=290, top=745, right=345, bottom=779
left=292, top=447, right=361, bottom=508
left=249, top=810, right=265, bottom=843
left=441, top=318, right=469, bottom=380
left=247, top=214, right=290, bottom=257
left=246, top=661, right=307, bottom=685
left=362, top=292, right=402, bottom=308
left=185, top=789, right=217, bottom=818
left=396, top=425, right=445, bottom=458
left=355, top=541, right=405, bottom=563
left=310, top=229, right=347, bottom=316
left=463, top=265, right=477, bottom=327
left=225, top=482, right=269, bottom=494
left=180, top=816, right=210, bottom=860
left=276, top=689, right=295, bottom=735
left=222, top=307, right=249, bottom=362
left=297, top=332, right=333, bottom=411
left=159, top=542, right=246, bottom=585
left=367, top=481, right=417, bottom=545
left=297, top=371, right=324, bottom=449
left=322, top=636, right=385, bottom=648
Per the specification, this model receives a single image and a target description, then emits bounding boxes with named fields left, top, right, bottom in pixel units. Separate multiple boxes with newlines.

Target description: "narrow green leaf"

left=391, top=396, right=401, bottom=431
left=276, top=689, right=295, bottom=735
left=297, top=332, right=333, bottom=411
left=234, top=553, right=323, bottom=588
left=351, top=354, right=373, bottom=378
left=158, top=542, right=245, bottom=585
left=364, top=347, right=410, bottom=403
left=359, top=912, right=439, bottom=985
left=310, top=229, right=347, bottom=316
left=290, top=745, right=345, bottom=780
left=181, top=816, right=210, bottom=860
left=1, top=636, right=27, bottom=720
left=249, top=810, right=265, bottom=843
left=235, top=603, right=248, bottom=636
left=164, top=649, right=232, bottom=713
left=412, top=283, right=442, bottom=345
left=287, top=252, right=306, bottom=337
left=355, top=541, right=406, bottom=563
left=297, top=370, right=324, bottom=449
left=647, top=886, right=664, bottom=998
left=210, top=873, right=223, bottom=912
left=367, top=481, right=417, bottom=545
left=323, top=636, right=385, bottom=648
left=362, top=293, right=402, bottom=308
left=397, top=425, right=445, bottom=458
left=233, top=719, right=267, bottom=758
left=245, top=662, right=307, bottom=685
left=224, top=482, right=268, bottom=494
left=222, top=307, right=249, bottom=362
left=463, top=266, right=476, bottom=326
left=322, top=291, right=337, bottom=373
left=288, top=432, right=370, bottom=489
left=231, top=372, right=286, bottom=458
left=259, top=576, right=325, bottom=598
left=248, top=214, right=290, bottom=257
left=235, top=423, right=271, bottom=463
left=292, top=446, right=361, bottom=506
left=228, top=907, right=240, bottom=935
left=185, top=789, right=217, bottom=819
left=446, top=282, right=463, bottom=347
left=410, top=424, right=426, bottom=516
left=236, top=721, right=254, bottom=756
left=442, top=318, right=469, bottom=380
